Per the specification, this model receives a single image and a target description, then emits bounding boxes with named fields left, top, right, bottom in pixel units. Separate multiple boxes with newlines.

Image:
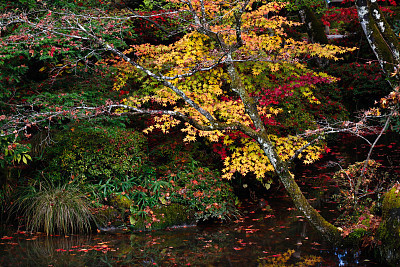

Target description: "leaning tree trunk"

left=258, top=139, right=341, bottom=245
left=226, top=59, right=341, bottom=245
left=356, top=0, right=400, bottom=85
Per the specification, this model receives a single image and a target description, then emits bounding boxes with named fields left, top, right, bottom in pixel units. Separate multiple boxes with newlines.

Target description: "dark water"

left=0, top=197, right=380, bottom=266
left=1, top=132, right=398, bottom=266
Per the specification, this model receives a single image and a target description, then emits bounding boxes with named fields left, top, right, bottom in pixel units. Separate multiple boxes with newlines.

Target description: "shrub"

left=161, top=161, right=239, bottom=222
left=13, top=179, right=95, bottom=235
left=126, top=160, right=239, bottom=230
left=332, top=160, right=390, bottom=214
left=43, top=124, right=147, bottom=183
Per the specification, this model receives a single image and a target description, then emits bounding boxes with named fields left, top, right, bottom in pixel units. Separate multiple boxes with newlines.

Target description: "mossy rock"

left=343, top=228, right=367, bottom=247
left=376, top=184, right=400, bottom=266
left=129, top=203, right=195, bottom=231
left=110, top=194, right=132, bottom=210
left=382, top=184, right=400, bottom=219
left=93, top=205, right=126, bottom=229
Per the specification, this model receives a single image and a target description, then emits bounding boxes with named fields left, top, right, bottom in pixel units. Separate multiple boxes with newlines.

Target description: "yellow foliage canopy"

left=110, top=1, right=355, bottom=183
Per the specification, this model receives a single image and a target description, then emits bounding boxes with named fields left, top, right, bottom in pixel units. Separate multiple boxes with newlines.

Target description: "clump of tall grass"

left=14, top=179, right=95, bottom=235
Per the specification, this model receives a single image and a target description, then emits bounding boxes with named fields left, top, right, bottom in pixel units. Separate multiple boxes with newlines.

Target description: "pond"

left=0, top=196, right=379, bottom=266
left=1, top=132, right=398, bottom=266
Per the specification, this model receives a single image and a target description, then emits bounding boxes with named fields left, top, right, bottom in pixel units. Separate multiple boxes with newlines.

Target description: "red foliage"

left=131, top=10, right=184, bottom=44
left=322, top=6, right=394, bottom=28
left=342, top=0, right=397, bottom=5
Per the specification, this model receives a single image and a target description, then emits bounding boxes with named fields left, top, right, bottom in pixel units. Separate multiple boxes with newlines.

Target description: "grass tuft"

left=14, top=180, right=95, bottom=235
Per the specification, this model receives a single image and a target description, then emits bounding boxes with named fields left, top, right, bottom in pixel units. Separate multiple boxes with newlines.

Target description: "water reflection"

left=0, top=196, right=379, bottom=266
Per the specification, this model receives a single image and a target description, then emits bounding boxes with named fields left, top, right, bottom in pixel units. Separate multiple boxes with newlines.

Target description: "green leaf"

left=129, top=215, right=137, bottom=225
left=16, top=153, right=22, bottom=163
left=159, top=196, right=167, bottom=205
left=264, top=183, right=271, bottom=190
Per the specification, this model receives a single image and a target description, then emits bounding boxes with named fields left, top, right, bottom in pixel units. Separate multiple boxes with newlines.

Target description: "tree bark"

left=257, top=139, right=341, bottom=244
left=356, top=0, right=400, bottom=84
left=226, top=56, right=341, bottom=245
left=298, top=7, right=329, bottom=67
left=298, top=6, right=329, bottom=44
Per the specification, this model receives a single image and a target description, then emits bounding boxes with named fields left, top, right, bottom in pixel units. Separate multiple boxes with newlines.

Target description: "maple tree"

left=107, top=0, right=358, bottom=243
left=0, top=0, right=368, bottom=244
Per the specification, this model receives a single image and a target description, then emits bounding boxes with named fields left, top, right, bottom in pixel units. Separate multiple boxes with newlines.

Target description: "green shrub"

left=168, top=163, right=238, bottom=221
left=43, top=125, right=147, bottom=183
left=13, top=179, right=95, bottom=235
left=40, top=125, right=238, bottom=230
left=126, top=160, right=238, bottom=230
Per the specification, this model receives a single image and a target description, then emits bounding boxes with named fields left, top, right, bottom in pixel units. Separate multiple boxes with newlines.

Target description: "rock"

left=97, top=226, right=128, bottom=234
left=376, top=184, right=400, bottom=266
left=129, top=203, right=196, bottom=231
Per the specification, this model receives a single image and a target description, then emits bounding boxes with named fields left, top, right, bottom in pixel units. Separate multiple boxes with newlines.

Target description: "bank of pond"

left=1, top=125, right=400, bottom=266
left=0, top=196, right=381, bottom=266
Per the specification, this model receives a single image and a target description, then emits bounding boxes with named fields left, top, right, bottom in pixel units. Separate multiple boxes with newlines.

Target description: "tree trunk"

left=299, top=6, right=329, bottom=44
left=227, top=58, right=341, bottom=245
left=356, top=0, right=400, bottom=84
left=298, top=7, right=329, bottom=67
left=257, top=139, right=341, bottom=245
